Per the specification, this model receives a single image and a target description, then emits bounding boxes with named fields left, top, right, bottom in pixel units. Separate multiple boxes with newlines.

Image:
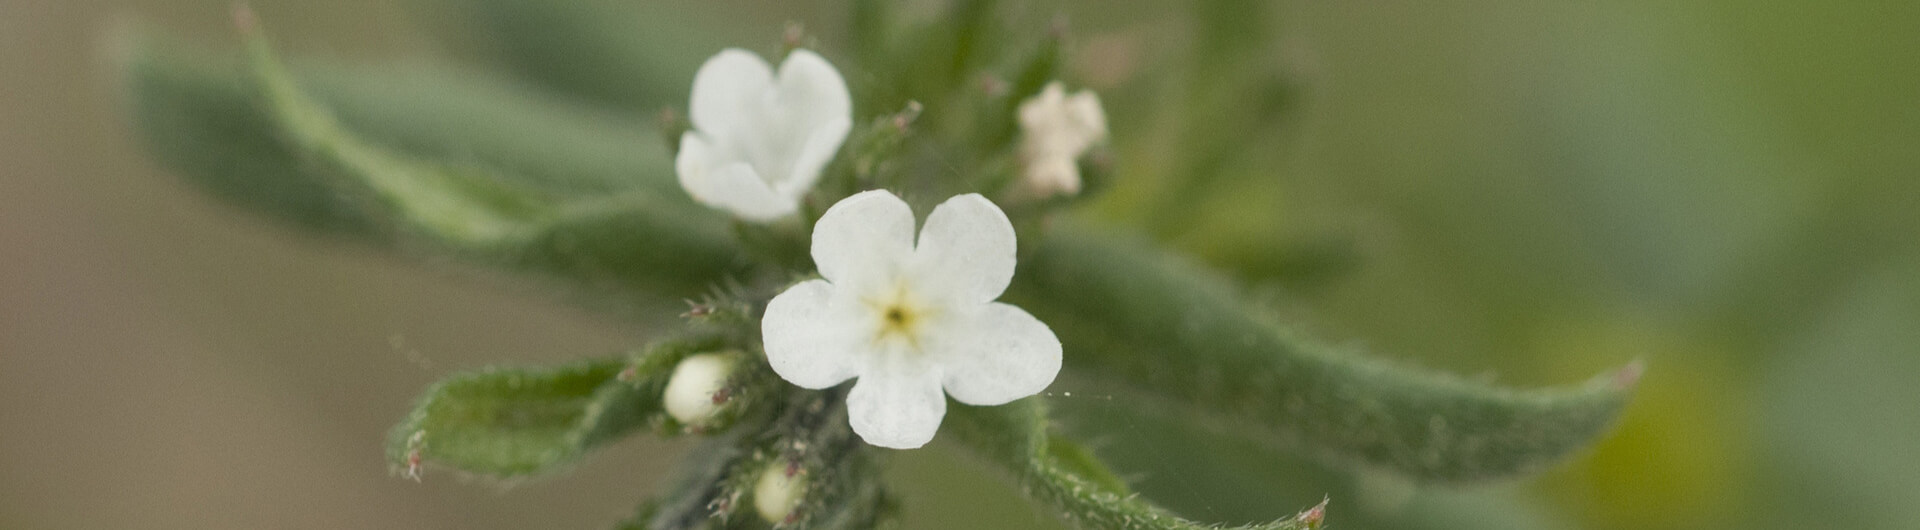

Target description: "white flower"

left=761, top=190, right=1063, bottom=449
left=1016, top=81, right=1109, bottom=198
left=676, top=48, right=853, bottom=222
left=661, top=353, right=734, bottom=426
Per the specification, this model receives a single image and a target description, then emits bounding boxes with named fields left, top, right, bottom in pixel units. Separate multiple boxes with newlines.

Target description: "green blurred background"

left=3, top=0, right=1916, bottom=528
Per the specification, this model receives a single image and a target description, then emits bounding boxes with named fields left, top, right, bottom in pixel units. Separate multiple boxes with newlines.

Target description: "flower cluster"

left=676, top=49, right=1078, bottom=448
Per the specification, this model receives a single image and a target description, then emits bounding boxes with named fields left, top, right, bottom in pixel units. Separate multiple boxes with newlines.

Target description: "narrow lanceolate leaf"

left=441, top=0, right=722, bottom=112
left=120, top=28, right=743, bottom=300
left=1008, top=227, right=1639, bottom=484
left=387, top=336, right=722, bottom=478
left=120, top=33, right=384, bottom=238
left=945, top=399, right=1325, bottom=530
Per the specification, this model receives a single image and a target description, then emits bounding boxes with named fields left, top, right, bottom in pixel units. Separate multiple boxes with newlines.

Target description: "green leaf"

left=1139, top=0, right=1302, bottom=237
left=437, top=0, right=727, bottom=112
left=389, top=358, right=624, bottom=478
left=851, top=0, right=894, bottom=74
left=1008, top=227, right=1638, bottom=484
left=944, top=398, right=1326, bottom=530
left=970, top=27, right=1060, bottom=152
left=944, top=0, right=1002, bottom=88
left=387, top=336, right=720, bottom=478
left=120, top=33, right=385, bottom=238
left=1192, top=0, right=1275, bottom=80
left=120, top=27, right=746, bottom=300
left=241, top=25, right=555, bottom=245
left=1051, top=388, right=1581, bottom=530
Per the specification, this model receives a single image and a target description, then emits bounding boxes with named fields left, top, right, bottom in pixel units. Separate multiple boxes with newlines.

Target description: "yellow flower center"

left=868, top=283, right=933, bottom=351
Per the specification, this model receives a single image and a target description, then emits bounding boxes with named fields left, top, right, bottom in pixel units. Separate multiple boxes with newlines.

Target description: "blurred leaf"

left=1750, top=264, right=1920, bottom=530
left=440, top=0, right=730, bottom=112
left=1137, top=1, right=1302, bottom=237
left=1202, top=232, right=1367, bottom=292
left=857, top=0, right=1022, bottom=119
left=302, top=66, right=682, bottom=199
left=121, top=28, right=746, bottom=301
left=944, top=399, right=1326, bottom=530
left=1051, top=386, right=1579, bottom=530
left=242, top=23, right=557, bottom=245
left=970, top=27, right=1061, bottom=152
left=1010, top=227, right=1637, bottom=484
left=121, top=32, right=385, bottom=238
left=944, top=0, right=1003, bottom=87
left=1192, top=0, right=1273, bottom=79
left=388, top=335, right=721, bottom=478
left=850, top=0, right=893, bottom=78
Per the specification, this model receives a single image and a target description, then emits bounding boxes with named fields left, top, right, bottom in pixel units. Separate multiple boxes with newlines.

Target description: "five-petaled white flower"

left=761, top=190, right=1063, bottom=449
left=676, top=48, right=853, bottom=222
left=1016, top=81, right=1108, bottom=198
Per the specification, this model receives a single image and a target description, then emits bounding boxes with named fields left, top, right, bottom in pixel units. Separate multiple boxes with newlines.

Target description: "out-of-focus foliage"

left=44, top=0, right=1913, bottom=529
left=121, top=0, right=1646, bottom=526
left=1045, top=1, right=1920, bottom=530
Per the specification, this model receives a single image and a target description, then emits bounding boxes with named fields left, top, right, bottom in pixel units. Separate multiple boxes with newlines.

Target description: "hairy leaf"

left=120, top=28, right=745, bottom=299
left=1008, top=227, right=1638, bottom=484
left=388, top=358, right=626, bottom=478
left=945, top=398, right=1326, bottom=530
left=1052, top=389, right=1582, bottom=530
left=121, top=34, right=385, bottom=238
left=439, top=0, right=725, bottom=112
left=387, top=336, right=722, bottom=478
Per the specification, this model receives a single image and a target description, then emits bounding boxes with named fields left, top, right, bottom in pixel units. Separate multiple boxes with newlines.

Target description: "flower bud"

left=662, top=353, right=735, bottom=426
left=753, top=460, right=806, bottom=524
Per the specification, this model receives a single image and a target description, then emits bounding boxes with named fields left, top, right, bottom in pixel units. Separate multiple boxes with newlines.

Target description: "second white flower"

left=676, top=48, right=852, bottom=222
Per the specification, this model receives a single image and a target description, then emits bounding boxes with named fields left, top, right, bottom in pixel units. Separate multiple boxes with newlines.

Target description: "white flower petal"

left=846, top=364, right=946, bottom=449
left=777, top=115, right=853, bottom=199
left=764, top=190, right=1063, bottom=449
left=928, top=302, right=1062, bottom=406
left=677, top=132, right=796, bottom=221
left=762, top=279, right=865, bottom=389
left=1066, top=91, right=1109, bottom=140
left=1018, top=82, right=1067, bottom=129
left=775, top=50, right=853, bottom=140
left=677, top=49, right=852, bottom=223
left=1022, top=158, right=1082, bottom=197
left=912, top=194, right=1017, bottom=306
left=812, top=190, right=916, bottom=290
left=689, top=49, right=775, bottom=135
